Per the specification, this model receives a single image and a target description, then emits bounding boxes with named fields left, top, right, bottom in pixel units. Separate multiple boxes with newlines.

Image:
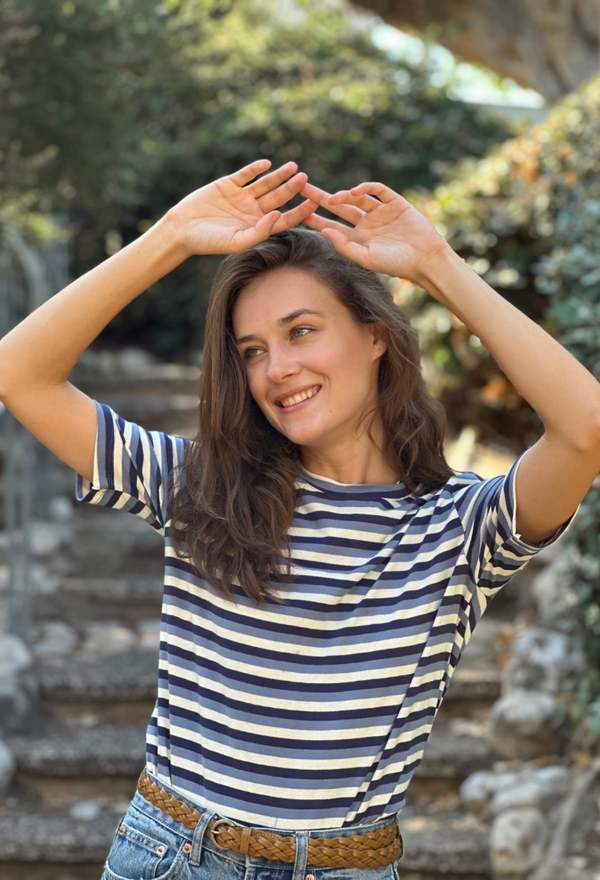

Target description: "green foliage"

left=410, top=72, right=600, bottom=738
left=0, top=0, right=512, bottom=358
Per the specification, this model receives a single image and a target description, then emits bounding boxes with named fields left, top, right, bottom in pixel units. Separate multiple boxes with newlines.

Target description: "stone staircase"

left=0, top=362, right=541, bottom=880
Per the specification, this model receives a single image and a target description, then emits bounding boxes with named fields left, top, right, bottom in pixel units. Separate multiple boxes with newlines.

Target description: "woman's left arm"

left=301, top=179, right=600, bottom=545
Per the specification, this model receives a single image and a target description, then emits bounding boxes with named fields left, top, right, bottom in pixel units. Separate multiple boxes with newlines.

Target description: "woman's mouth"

left=275, top=385, right=322, bottom=413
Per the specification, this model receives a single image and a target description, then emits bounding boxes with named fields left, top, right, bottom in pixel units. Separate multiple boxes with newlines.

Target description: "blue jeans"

left=101, top=768, right=404, bottom=880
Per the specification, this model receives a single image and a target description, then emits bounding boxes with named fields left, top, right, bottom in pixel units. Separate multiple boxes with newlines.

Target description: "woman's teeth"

left=280, top=386, right=320, bottom=408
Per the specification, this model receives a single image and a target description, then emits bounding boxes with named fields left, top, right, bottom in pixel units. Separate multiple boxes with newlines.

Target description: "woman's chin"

left=275, top=421, right=324, bottom=447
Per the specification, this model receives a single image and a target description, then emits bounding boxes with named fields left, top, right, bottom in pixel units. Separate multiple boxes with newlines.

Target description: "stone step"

left=399, top=804, right=490, bottom=876
left=7, top=723, right=146, bottom=779
left=58, top=577, right=163, bottom=605
left=0, top=797, right=491, bottom=877
left=37, top=650, right=160, bottom=703
left=441, top=666, right=501, bottom=708
left=0, top=806, right=124, bottom=864
left=415, top=724, right=494, bottom=780
left=34, top=577, right=164, bottom=626
left=72, top=363, right=200, bottom=396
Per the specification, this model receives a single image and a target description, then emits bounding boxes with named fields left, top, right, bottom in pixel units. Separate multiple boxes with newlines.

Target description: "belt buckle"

left=209, top=818, right=236, bottom=849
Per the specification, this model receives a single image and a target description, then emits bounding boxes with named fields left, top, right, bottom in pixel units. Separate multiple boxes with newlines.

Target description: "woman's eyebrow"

left=235, top=309, right=325, bottom=345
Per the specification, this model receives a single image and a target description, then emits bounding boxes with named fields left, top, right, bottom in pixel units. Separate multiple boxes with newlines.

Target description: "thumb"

left=232, top=211, right=281, bottom=251
left=253, top=210, right=281, bottom=240
left=321, top=228, right=367, bottom=265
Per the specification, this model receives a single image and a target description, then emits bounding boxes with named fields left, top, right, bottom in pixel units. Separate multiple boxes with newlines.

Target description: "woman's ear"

left=370, top=321, right=389, bottom=360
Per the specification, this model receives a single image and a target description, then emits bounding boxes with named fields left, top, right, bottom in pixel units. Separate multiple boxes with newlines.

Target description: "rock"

left=96, top=350, right=119, bottom=373
left=491, top=807, right=549, bottom=876
left=490, top=765, right=572, bottom=815
left=76, top=621, right=138, bottom=659
left=32, top=621, right=79, bottom=659
left=31, top=521, right=66, bottom=559
left=530, top=859, right=600, bottom=880
left=459, top=764, right=572, bottom=817
left=137, top=618, right=161, bottom=650
left=0, top=738, right=16, bottom=799
left=0, top=634, right=32, bottom=680
left=459, top=769, right=522, bottom=814
left=0, top=672, right=39, bottom=734
left=29, top=562, right=60, bottom=596
left=69, top=800, right=103, bottom=821
left=502, top=627, right=586, bottom=694
left=48, top=495, right=74, bottom=522
left=529, top=557, right=580, bottom=626
left=489, top=689, right=567, bottom=759
left=118, top=347, right=155, bottom=371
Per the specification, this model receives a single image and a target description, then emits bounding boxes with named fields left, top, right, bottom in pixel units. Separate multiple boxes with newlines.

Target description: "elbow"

left=544, top=412, right=600, bottom=454
left=576, top=412, right=600, bottom=453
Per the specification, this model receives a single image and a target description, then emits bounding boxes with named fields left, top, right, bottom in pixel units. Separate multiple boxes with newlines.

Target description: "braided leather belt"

left=137, top=771, right=403, bottom=869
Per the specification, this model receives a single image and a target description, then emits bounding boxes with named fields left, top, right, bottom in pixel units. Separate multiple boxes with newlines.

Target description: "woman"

left=1, top=158, right=599, bottom=880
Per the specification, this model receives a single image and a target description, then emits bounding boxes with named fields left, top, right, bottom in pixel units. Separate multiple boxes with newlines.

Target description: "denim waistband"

left=129, top=765, right=402, bottom=873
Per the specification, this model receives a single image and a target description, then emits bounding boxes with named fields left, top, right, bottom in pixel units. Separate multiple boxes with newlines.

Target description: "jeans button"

left=183, top=843, right=192, bottom=854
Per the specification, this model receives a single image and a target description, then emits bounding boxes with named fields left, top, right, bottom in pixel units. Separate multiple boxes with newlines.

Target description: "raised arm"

left=0, top=160, right=316, bottom=482
left=301, top=177, right=600, bottom=545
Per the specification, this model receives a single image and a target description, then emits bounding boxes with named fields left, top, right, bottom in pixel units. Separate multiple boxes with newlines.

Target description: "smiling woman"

left=168, top=228, right=454, bottom=607
left=0, top=158, right=588, bottom=880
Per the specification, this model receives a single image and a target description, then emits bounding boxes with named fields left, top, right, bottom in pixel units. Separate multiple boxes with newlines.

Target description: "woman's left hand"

left=300, top=180, right=451, bottom=283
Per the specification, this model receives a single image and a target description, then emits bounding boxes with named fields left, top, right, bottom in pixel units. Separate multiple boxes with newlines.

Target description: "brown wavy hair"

left=167, top=228, right=456, bottom=606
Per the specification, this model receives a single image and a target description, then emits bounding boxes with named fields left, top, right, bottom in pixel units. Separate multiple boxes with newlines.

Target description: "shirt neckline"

left=298, top=464, right=405, bottom=493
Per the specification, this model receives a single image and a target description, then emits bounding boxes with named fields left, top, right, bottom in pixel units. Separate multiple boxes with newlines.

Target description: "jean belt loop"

left=189, top=808, right=217, bottom=867
left=291, top=829, right=309, bottom=880
left=395, top=811, right=403, bottom=856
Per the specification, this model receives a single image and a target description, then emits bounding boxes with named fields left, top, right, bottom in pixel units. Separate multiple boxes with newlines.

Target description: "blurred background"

left=0, top=0, right=599, bottom=877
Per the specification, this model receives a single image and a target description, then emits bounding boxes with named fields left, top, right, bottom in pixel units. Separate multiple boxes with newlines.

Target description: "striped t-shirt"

left=76, top=400, right=578, bottom=830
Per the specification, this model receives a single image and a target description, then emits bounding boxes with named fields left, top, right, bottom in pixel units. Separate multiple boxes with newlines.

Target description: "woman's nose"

left=266, top=348, right=300, bottom=382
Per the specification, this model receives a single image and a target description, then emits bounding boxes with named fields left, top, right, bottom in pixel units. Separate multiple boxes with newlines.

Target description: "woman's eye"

left=292, top=326, right=312, bottom=339
left=243, top=327, right=313, bottom=360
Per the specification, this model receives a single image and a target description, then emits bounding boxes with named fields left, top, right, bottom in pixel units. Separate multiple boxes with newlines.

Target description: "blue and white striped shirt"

left=76, top=400, right=578, bottom=830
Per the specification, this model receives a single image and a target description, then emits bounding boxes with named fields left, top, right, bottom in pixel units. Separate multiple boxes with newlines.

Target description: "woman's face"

left=231, top=267, right=387, bottom=451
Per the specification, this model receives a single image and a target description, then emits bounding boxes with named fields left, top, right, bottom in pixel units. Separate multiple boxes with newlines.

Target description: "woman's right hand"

left=160, top=159, right=318, bottom=257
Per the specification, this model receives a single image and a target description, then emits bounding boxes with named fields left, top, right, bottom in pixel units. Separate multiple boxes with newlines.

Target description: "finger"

left=272, top=199, right=319, bottom=232
left=254, top=209, right=282, bottom=238
left=257, top=172, right=308, bottom=213
left=232, top=210, right=281, bottom=250
left=347, top=182, right=398, bottom=204
left=301, top=184, right=364, bottom=223
left=228, top=159, right=272, bottom=187
left=321, top=199, right=365, bottom=225
left=328, top=190, right=380, bottom=212
left=246, top=161, right=299, bottom=198
left=302, top=212, right=354, bottom=237
left=321, top=227, right=369, bottom=265
left=299, top=181, right=333, bottom=208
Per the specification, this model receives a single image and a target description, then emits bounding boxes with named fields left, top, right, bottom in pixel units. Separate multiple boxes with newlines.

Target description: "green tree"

left=408, top=72, right=600, bottom=739
left=0, top=0, right=513, bottom=358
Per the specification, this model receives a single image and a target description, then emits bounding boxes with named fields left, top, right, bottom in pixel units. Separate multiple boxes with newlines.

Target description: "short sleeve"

left=75, top=399, right=189, bottom=535
left=450, top=449, right=580, bottom=590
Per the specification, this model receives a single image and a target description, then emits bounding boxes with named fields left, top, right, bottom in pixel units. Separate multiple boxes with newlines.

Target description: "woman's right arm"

left=0, top=160, right=315, bottom=482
